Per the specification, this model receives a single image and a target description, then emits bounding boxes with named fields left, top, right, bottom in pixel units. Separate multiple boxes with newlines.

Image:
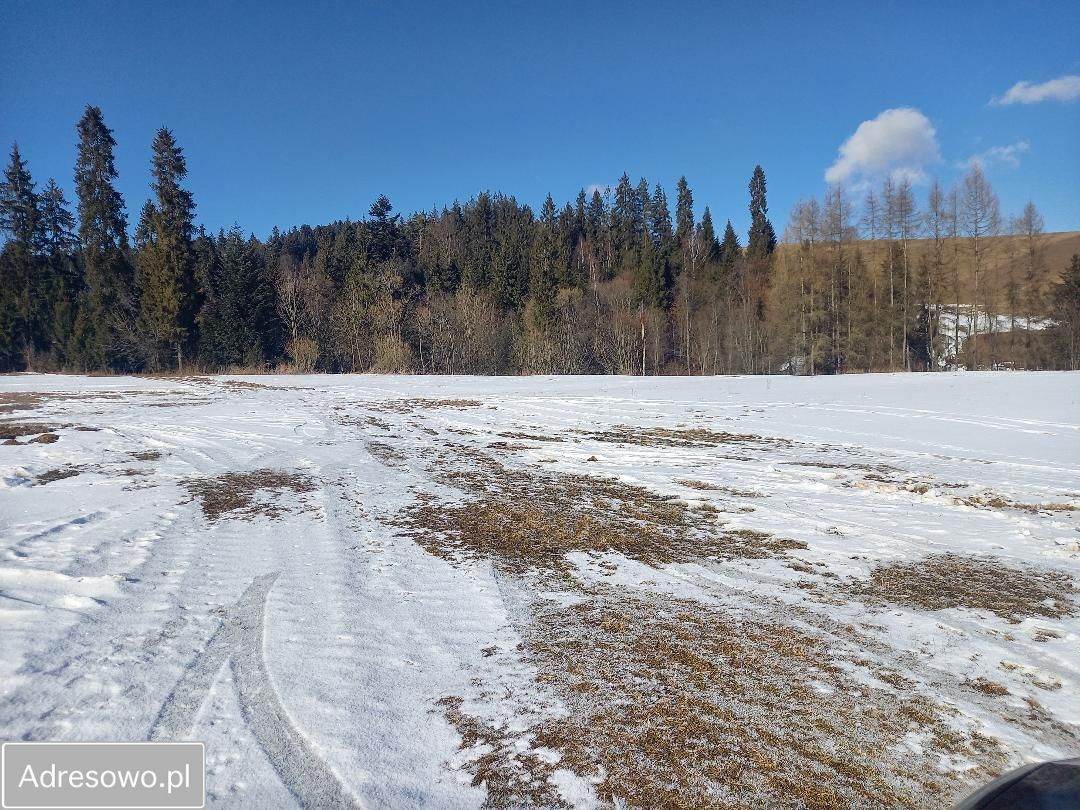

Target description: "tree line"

left=2, top=105, right=1078, bottom=375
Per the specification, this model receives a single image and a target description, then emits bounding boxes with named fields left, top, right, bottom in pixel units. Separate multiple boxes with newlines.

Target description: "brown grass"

left=450, top=591, right=997, bottom=810
left=498, top=431, right=564, bottom=443
left=35, top=466, right=80, bottom=485
left=397, top=448, right=803, bottom=574
left=676, top=479, right=764, bottom=497
left=957, top=492, right=1078, bottom=513
left=784, top=461, right=901, bottom=473
left=29, top=433, right=59, bottom=443
left=183, top=469, right=318, bottom=521
left=486, top=441, right=537, bottom=451
left=0, top=422, right=64, bottom=440
left=963, top=678, right=1010, bottom=696
left=375, top=398, right=483, bottom=414
left=857, top=554, right=1076, bottom=622
left=587, top=425, right=792, bottom=449
left=367, top=441, right=408, bottom=469
left=436, top=696, right=567, bottom=809
left=130, top=450, right=164, bottom=462
left=0, top=392, right=51, bottom=414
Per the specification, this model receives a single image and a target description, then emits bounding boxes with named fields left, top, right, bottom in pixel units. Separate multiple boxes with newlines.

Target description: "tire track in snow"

left=151, top=572, right=361, bottom=809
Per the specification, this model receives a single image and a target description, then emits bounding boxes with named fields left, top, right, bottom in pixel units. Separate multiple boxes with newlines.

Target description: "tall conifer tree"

left=747, top=165, right=777, bottom=259
left=74, top=105, right=135, bottom=369
left=0, top=144, right=46, bottom=368
left=137, top=127, right=197, bottom=369
left=37, top=179, right=81, bottom=364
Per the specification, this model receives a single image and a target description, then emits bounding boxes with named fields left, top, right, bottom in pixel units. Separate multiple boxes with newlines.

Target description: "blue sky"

left=2, top=0, right=1078, bottom=238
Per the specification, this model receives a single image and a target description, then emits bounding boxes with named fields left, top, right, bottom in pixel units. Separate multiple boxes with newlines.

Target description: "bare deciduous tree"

left=960, top=163, right=1001, bottom=368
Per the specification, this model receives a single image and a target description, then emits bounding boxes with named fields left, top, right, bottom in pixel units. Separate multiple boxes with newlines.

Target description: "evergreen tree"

left=633, top=183, right=674, bottom=309
left=37, top=179, right=82, bottom=364
left=697, top=207, right=719, bottom=264
left=0, top=143, right=42, bottom=368
left=37, top=179, right=79, bottom=254
left=74, top=105, right=135, bottom=369
left=136, top=128, right=197, bottom=369
left=675, top=176, right=695, bottom=272
left=529, top=194, right=558, bottom=329
left=367, top=194, right=403, bottom=264
left=649, top=183, right=673, bottom=249
left=747, top=165, right=777, bottom=259
left=719, top=219, right=741, bottom=277
left=198, top=226, right=278, bottom=368
left=634, top=177, right=651, bottom=244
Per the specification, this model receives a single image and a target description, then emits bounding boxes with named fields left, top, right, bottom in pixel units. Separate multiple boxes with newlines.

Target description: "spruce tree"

left=137, top=127, right=197, bottom=369
left=634, top=178, right=651, bottom=245
left=747, top=165, right=777, bottom=259
left=697, top=207, right=719, bottom=264
left=675, top=176, right=695, bottom=271
left=633, top=184, right=673, bottom=310
left=0, top=144, right=43, bottom=368
left=198, top=226, right=277, bottom=368
left=719, top=220, right=741, bottom=278
left=74, top=105, right=135, bottom=369
left=529, top=194, right=558, bottom=329
left=37, top=179, right=82, bottom=364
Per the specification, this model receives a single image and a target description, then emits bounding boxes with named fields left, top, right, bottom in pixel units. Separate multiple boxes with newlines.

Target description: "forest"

left=2, top=105, right=1079, bottom=376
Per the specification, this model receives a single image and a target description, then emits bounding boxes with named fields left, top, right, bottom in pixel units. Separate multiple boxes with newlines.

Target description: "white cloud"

left=992, top=75, right=1080, bottom=105
left=825, top=108, right=940, bottom=186
left=959, top=140, right=1030, bottom=170
left=584, top=183, right=610, bottom=197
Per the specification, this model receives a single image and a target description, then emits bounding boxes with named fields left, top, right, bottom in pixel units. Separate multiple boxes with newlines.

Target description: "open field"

left=1, top=371, right=1078, bottom=808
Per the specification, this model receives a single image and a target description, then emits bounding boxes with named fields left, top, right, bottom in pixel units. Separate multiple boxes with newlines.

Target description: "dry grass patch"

left=401, top=447, right=1007, bottom=808
left=856, top=554, right=1076, bottom=623
left=367, top=441, right=408, bottom=469
left=0, top=392, right=51, bottom=414
left=220, top=379, right=310, bottom=391
left=183, top=469, right=317, bottom=521
left=130, top=450, right=164, bottom=462
left=784, top=460, right=901, bottom=473
left=957, top=492, right=1078, bottom=513
left=0, top=422, right=65, bottom=440
left=587, top=425, right=791, bottom=450
left=498, top=431, right=564, bottom=443
left=486, top=441, right=537, bottom=451
left=453, top=592, right=996, bottom=810
left=676, top=479, right=764, bottom=497
left=436, top=696, right=566, bottom=809
left=375, top=398, right=483, bottom=414
left=398, top=448, right=803, bottom=573
left=35, top=466, right=80, bottom=485
left=964, top=678, right=1010, bottom=696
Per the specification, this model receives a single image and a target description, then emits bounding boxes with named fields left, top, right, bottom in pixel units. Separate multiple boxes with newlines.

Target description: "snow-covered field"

left=1, top=371, right=1078, bottom=808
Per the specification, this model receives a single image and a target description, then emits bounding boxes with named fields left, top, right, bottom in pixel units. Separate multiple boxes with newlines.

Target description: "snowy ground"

left=1, top=371, right=1078, bottom=808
